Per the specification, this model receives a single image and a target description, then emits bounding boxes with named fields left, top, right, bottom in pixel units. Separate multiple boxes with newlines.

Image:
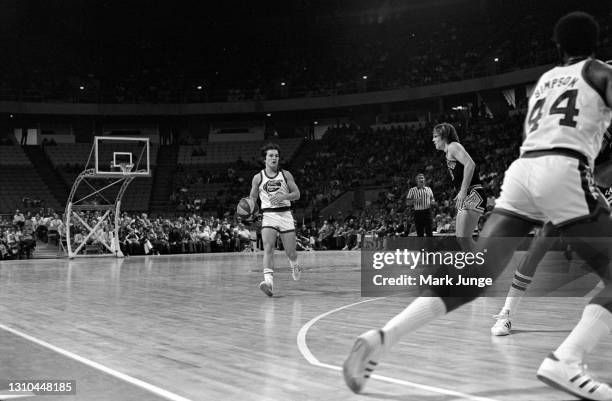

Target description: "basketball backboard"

left=92, top=136, right=151, bottom=177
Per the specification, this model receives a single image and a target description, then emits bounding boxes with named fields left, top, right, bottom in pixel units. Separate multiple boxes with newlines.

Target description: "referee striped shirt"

left=407, top=186, right=435, bottom=210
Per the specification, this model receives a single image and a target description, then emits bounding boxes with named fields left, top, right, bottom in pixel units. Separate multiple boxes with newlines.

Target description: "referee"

left=406, top=173, right=435, bottom=237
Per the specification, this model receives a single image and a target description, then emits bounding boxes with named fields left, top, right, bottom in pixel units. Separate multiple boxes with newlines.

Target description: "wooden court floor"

left=0, top=250, right=610, bottom=401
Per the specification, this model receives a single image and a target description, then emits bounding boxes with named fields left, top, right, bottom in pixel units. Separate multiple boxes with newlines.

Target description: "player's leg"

left=456, top=187, right=487, bottom=250
left=343, top=211, right=534, bottom=393
left=455, top=208, right=480, bottom=250
left=491, top=222, right=559, bottom=335
left=259, top=227, right=277, bottom=296
left=279, top=229, right=302, bottom=281
left=537, top=211, right=612, bottom=400
left=279, top=212, right=301, bottom=280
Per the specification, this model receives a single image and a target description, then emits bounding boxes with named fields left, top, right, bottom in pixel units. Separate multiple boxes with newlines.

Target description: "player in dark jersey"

left=432, top=122, right=485, bottom=249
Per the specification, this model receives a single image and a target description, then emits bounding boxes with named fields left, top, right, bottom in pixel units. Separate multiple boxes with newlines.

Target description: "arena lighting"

left=79, top=86, right=85, bottom=90
left=266, top=113, right=272, bottom=117
left=362, top=75, right=368, bottom=80
left=196, top=85, right=203, bottom=90
left=281, top=82, right=286, bottom=86
left=313, top=121, right=318, bottom=125
left=494, top=57, right=499, bottom=62
left=9, top=114, right=14, bottom=118
left=452, top=105, right=467, bottom=111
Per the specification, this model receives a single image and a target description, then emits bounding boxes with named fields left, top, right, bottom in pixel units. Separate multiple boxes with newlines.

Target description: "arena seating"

left=0, top=146, right=61, bottom=213
left=177, top=138, right=302, bottom=165
left=170, top=139, right=303, bottom=214
left=7, top=1, right=608, bottom=103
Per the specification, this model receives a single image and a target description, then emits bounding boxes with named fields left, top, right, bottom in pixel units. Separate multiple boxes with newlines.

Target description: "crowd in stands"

left=162, top=112, right=525, bottom=256
left=294, top=111, right=522, bottom=227
left=1, top=1, right=608, bottom=104
left=1, top=108, right=528, bottom=261
left=0, top=208, right=259, bottom=259
left=169, top=158, right=258, bottom=216
left=0, top=209, right=61, bottom=260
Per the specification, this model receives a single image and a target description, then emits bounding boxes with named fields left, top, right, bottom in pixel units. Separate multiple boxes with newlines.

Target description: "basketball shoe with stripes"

left=537, top=353, right=612, bottom=400
left=343, top=329, right=384, bottom=393
left=491, top=311, right=512, bottom=336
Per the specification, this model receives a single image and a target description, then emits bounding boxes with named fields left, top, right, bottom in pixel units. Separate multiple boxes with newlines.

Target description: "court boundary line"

left=297, top=298, right=502, bottom=401
left=0, top=324, right=194, bottom=401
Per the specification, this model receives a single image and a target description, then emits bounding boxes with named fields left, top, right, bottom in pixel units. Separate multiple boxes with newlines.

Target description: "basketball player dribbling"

left=432, top=123, right=485, bottom=250
left=249, top=143, right=302, bottom=297
left=344, top=12, right=612, bottom=400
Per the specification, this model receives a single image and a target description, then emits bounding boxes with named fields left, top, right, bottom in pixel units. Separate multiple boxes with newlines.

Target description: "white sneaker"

left=537, top=353, right=612, bottom=401
left=291, top=264, right=302, bottom=281
left=491, top=311, right=511, bottom=336
left=259, top=280, right=273, bottom=297
left=343, top=329, right=384, bottom=393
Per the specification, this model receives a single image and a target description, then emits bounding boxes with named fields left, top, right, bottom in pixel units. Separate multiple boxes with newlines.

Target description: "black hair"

left=553, top=11, right=599, bottom=57
left=433, top=123, right=459, bottom=143
left=260, top=143, right=281, bottom=158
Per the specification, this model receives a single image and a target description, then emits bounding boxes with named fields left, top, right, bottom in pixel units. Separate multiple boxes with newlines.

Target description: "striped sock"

left=381, top=297, right=447, bottom=350
left=502, top=271, right=532, bottom=314
left=555, top=304, right=612, bottom=364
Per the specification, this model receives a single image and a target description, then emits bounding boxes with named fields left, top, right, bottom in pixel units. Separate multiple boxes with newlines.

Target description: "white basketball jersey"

left=521, top=59, right=612, bottom=167
left=259, top=169, right=291, bottom=210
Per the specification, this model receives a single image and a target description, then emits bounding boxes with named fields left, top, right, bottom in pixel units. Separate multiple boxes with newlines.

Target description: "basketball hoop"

left=119, top=163, right=134, bottom=175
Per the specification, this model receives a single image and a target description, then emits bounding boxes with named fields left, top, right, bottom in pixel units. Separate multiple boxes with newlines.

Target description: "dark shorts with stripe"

left=459, top=185, right=486, bottom=214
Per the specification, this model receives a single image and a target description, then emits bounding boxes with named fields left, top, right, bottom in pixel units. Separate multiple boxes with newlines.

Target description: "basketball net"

left=119, top=163, right=134, bottom=175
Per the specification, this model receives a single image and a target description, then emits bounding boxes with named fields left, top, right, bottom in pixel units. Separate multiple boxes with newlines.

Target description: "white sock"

left=381, top=297, right=447, bottom=350
left=501, top=271, right=533, bottom=314
left=555, top=304, right=612, bottom=364
left=263, top=269, right=273, bottom=285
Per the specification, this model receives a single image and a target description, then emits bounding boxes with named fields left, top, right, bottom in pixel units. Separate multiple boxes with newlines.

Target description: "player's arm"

left=585, top=59, right=612, bottom=108
left=595, top=124, right=612, bottom=186
left=448, top=142, right=475, bottom=195
left=272, top=170, right=300, bottom=202
left=589, top=61, right=612, bottom=185
left=249, top=174, right=261, bottom=201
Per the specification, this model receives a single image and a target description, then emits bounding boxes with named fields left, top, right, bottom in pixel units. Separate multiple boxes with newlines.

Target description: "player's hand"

left=454, top=190, right=467, bottom=210
left=269, top=194, right=286, bottom=205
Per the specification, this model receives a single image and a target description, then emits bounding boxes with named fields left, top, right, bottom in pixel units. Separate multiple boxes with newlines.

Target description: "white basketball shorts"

left=494, top=152, right=609, bottom=227
left=262, top=210, right=295, bottom=233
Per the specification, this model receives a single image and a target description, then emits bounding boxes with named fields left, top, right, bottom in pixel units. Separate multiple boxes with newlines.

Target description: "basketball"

left=236, top=197, right=259, bottom=218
